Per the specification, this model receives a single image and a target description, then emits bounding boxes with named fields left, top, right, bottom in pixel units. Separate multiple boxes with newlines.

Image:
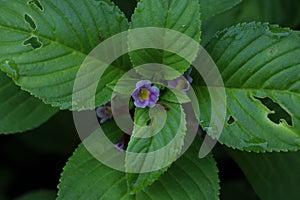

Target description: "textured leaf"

left=229, top=149, right=300, bottom=200
left=0, top=0, right=130, bottom=110
left=129, top=0, right=201, bottom=80
left=230, top=0, right=300, bottom=27
left=202, top=0, right=300, bottom=45
left=126, top=101, right=186, bottom=193
left=0, top=72, right=57, bottom=134
left=159, top=88, right=191, bottom=104
left=195, top=22, right=300, bottom=152
left=58, top=136, right=220, bottom=200
left=200, top=0, right=242, bottom=20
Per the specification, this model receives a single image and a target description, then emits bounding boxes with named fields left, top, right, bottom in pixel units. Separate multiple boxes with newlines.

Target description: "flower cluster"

left=132, top=80, right=160, bottom=108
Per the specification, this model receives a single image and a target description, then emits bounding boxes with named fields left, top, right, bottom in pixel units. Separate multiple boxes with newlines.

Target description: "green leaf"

left=58, top=136, right=220, bottom=200
left=195, top=22, right=300, bottom=152
left=230, top=0, right=300, bottom=28
left=202, top=0, right=300, bottom=45
left=126, top=100, right=186, bottom=193
left=200, top=0, right=242, bottom=20
left=0, top=72, right=57, bottom=134
left=229, top=149, right=300, bottom=200
left=0, top=0, right=130, bottom=110
left=220, top=180, right=259, bottom=200
left=129, top=0, right=201, bottom=80
left=159, top=88, right=191, bottom=104
left=15, top=190, right=56, bottom=200
left=136, top=139, right=220, bottom=200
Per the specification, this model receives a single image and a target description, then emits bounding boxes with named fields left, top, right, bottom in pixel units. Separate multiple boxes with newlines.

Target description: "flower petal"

left=134, top=99, right=149, bottom=108
left=132, top=88, right=140, bottom=101
left=136, top=80, right=151, bottom=88
left=96, top=107, right=106, bottom=119
left=149, top=86, right=160, bottom=96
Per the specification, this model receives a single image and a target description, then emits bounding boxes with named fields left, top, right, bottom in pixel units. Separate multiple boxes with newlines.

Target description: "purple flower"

left=114, top=134, right=131, bottom=152
left=132, top=80, right=160, bottom=108
left=96, top=102, right=112, bottom=123
left=168, top=75, right=191, bottom=93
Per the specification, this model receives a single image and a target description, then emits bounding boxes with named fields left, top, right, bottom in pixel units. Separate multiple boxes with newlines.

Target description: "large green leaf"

left=134, top=0, right=242, bottom=21
left=129, top=0, right=201, bottom=80
left=202, top=0, right=300, bottom=45
left=229, top=149, right=300, bottom=200
left=126, top=100, right=186, bottom=193
left=199, top=0, right=242, bottom=20
left=0, top=72, right=57, bottom=134
left=220, top=180, right=259, bottom=200
left=0, top=0, right=130, bottom=110
left=195, top=22, right=300, bottom=152
left=57, top=136, right=220, bottom=200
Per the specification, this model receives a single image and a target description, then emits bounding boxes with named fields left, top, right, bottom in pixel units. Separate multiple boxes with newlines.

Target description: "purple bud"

left=114, top=134, right=131, bottom=152
left=96, top=102, right=112, bottom=123
left=167, top=76, right=191, bottom=93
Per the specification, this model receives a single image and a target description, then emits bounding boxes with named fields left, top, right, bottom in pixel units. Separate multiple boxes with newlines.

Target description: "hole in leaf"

left=24, top=14, right=36, bottom=30
left=254, top=96, right=293, bottom=126
left=23, top=36, right=42, bottom=49
left=146, top=117, right=155, bottom=126
left=28, top=0, right=44, bottom=11
left=227, top=116, right=235, bottom=125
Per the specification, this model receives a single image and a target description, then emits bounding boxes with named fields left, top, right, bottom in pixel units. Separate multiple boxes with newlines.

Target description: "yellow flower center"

left=138, top=88, right=150, bottom=100
left=105, top=106, right=112, bottom=116
left=177, top=79, right=187, bottom=90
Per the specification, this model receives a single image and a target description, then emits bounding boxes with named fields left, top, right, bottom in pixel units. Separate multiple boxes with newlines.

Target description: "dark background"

left=1, top=0, right=300, bottom=199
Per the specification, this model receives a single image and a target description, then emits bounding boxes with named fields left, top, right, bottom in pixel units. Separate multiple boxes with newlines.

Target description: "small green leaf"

left=0, top=72, right=57, bottom=134
left=126, top=100, right=186, bottom=193
left=229, top=149, right=300, bottom=200
left=129, top=0, right=201, bottom=80
left=195, top=22, right=300, bottom=152
left=0, top=0, right=130, bottom=110
left=58, top=136, right=220, bottom=200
